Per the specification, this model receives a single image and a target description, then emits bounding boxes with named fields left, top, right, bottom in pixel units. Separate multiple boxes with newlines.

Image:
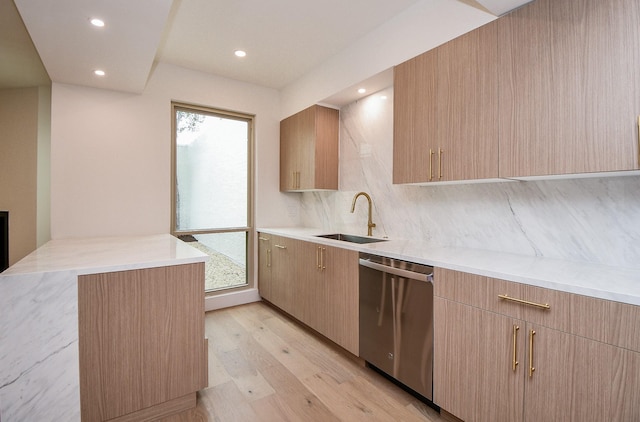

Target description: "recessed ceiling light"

left=358, top=88, right=367, bottom=94
left=234, top=50, right=247, bottom=58
left=94, top=70, right=105, bottom=76
left=90, top=18, right=105, bottom=27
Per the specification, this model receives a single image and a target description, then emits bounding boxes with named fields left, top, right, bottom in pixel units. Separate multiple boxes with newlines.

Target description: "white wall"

left=50, top=62, right=296, bottom=240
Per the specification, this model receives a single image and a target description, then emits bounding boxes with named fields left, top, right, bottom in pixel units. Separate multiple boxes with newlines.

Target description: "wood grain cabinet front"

left=257, top=235, right=359, bottom=356
left=434, top=268, right=640, bottom=422
left=393, top=21, right=499, bottom=184
left=280, top=105, right=339, bottom=192
left=78, top=263, right=207, bottom=422
left=497, top=0, right=640, bottom=178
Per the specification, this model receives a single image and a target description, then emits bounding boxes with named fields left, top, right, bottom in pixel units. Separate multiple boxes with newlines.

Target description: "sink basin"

left=315, top=233, right=387, bottom=244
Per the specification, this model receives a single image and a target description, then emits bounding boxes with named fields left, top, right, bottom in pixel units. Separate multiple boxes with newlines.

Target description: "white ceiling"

left=4, top=0, right=532, bottom=99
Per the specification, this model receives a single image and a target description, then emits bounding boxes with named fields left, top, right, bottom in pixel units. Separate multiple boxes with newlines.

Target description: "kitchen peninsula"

left=0, top=234, right=208, bottom=422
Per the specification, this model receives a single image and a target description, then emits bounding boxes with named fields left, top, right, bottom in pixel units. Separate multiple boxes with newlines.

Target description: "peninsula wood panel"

left=78, top=263, right=207, bottom=421
left=269, top=235, right=297, bottom=318
left=498, top=0, right=640, bottom=177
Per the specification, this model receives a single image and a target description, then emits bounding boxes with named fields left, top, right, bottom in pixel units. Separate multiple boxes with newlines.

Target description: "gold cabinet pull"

left=429, top=149, right=434, bottom=181
left=438, top=148, right=444, bottom=180
left=267, top=249, right=271, bottom=268
left=316, top=246, right=321, bottom=269
left=321, top=247, right=326, bottom=270
left=529, top=329, right=536, bottom=377
left=512, top=325, right=520, bottom=372
left=498, top=294, right=550, bottom=310
left=274, top=244, right=286, bottom=249
left=258, top=236, right=269, bottom=241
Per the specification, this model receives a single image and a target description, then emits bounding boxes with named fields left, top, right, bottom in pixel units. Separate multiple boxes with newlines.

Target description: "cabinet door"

left=279, top=116, right=297, bottom=191
left=523, top=325, right=615, bottom=421
left=257, top=234, right=271, bottom=301
left=434, top=297, right=525, bottom=422
left=498, top=0, right=640, bottom=177
left=437, top=21, right=498, bottom=182
left=393, top=52, right=438, bottom=184
left=279, top=105, right=338, bottom=191
left=269, top=236, right=295, bottom=314
left=320, top=245, right=359, bottom=355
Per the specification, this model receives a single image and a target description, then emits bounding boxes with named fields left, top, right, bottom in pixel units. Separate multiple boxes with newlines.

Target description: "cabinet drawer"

left=436, top=268, right=640, bottom=352
left=435, top=267, right=527, bottom=320
left=520, top=284, right=640, bottom=352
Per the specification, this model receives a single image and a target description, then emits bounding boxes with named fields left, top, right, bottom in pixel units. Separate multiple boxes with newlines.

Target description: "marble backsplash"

left=301, top=87, right=640, bottom=269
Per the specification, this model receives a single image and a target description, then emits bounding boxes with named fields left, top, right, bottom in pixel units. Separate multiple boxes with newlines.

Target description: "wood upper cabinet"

left=434, top=268, right=640, bottom=422
left=393, top=21, right=499, bottom=184
left=280, top=105, right=339, bottom=191
left=497, top=0, right=640, bottom=177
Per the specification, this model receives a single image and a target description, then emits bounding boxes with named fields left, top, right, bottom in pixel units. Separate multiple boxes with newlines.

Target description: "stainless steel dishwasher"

left=359, top=252, right=434, bottom=401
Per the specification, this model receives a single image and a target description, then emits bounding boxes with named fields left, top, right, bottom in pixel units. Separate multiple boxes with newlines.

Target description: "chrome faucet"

left=351, top=191, right=376, bottom=236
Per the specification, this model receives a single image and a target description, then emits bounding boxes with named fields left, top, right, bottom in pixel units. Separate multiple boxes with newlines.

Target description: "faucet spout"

left=351, top=191, right=376, bottom=236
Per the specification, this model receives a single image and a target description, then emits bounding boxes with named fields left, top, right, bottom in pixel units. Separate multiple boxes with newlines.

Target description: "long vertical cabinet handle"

left=512, top=325, right=520, bottom=372
left=316, top=246, right=321, bottom=269
left=438, top=148, right=444, bottom=180
left=267, top=249, right=271, bottom=267
left=429, top=149, right=434, bottom=181
left=321, top=247, right=326, bottom=270
left=529, top=329, right=536, bottom=377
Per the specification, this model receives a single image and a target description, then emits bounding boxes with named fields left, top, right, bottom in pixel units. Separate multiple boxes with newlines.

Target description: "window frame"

left=170, top=101, right=255, bottom=294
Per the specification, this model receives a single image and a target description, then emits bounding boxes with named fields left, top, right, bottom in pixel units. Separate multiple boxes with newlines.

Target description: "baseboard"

left=204, top=288, right=261, bottom=312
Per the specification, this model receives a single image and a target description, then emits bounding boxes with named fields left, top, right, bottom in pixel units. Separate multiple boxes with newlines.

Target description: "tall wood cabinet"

left=257, top=233, right=359, bottom=355
left=497, top=0, right=640, bottom=177
left=433, top=268, right=640, bottom=422
left=393, top=21, right=499, bottom=184
left=280, top=105, right=339, bottom=192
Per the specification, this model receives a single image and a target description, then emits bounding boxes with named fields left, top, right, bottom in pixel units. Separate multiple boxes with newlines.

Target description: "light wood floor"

left=164, top=301, right=444, bottom=422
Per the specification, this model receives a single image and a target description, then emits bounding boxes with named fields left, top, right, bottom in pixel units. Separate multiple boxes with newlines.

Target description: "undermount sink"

left=315, top=233, right=387, bottom=244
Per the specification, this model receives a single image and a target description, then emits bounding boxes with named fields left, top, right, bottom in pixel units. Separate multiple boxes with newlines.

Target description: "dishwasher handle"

left=359, top=258, right=433, bottom=283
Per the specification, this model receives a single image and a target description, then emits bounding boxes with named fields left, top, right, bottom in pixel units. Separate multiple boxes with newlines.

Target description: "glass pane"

left=175, top=111, right=248, bottom=231
left=182, top=232, right=247, bottom=292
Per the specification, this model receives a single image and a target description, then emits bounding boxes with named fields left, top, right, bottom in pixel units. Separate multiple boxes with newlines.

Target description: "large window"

left=171, top=103, right=254, bottom=293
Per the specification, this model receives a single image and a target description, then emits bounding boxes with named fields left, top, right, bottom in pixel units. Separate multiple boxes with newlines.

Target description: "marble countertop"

left=259, top=227, right=640, bottom=306
left=1, top=234, right=208, bottom=277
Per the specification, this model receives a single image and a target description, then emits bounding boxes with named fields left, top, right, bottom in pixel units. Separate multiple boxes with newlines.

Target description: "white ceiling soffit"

left=471, top=0, right=534, bottom=16
left=13, top=0, right=172, bottom=94
left=0, top=0, right=50, bottom=88
left=156, top=0, right=424, bottom=90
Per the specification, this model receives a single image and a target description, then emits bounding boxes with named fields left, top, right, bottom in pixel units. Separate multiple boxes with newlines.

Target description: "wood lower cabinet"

left=280, top=105, right=339, bottom=192
left=434, top=268, right=640, bottom=422
left=434, top=297, right=524, bottom=421
left=78, top=263, right=207, bottom=422
left=257, top=234, right=359, bottom=355
left=393, top=21, right=498, bottom=184
left=498, top=0, right=640, bottom=177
